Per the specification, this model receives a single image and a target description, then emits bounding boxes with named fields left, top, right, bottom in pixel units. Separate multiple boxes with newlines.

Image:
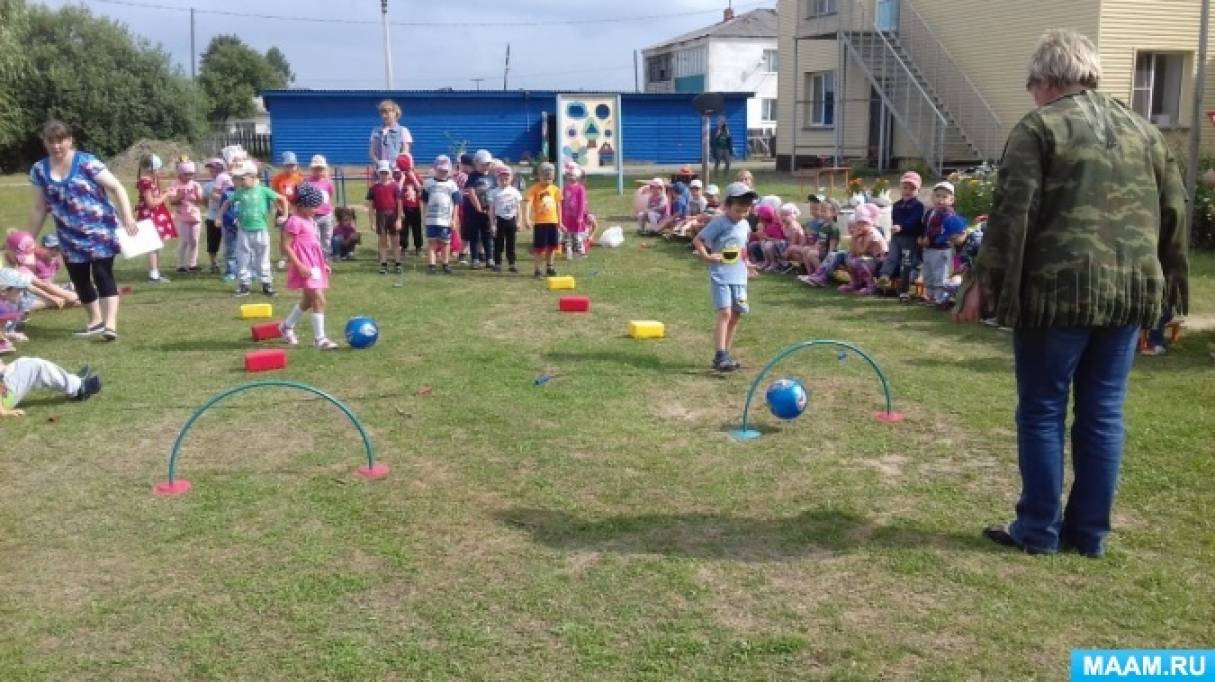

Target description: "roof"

left=644, top=8, right=777, bottom=52
left=261, top=89, right=754, bottom=103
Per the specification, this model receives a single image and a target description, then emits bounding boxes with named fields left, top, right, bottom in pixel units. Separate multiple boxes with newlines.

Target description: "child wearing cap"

left=791, top=198, right=841, bottom=278
left=919, top=181, right=967, bottom=305
left=561, top=164, right=590, bottom=258
left=488, top=165, right=523, bottom=273
left=169, top=160, right=204, bottom=274
left=271, top=152, right=302, bottom=205
left=523, top=162, right=564, bottom=278
left=636, top=178, right=668, bottom=235
left=201, top=158, right=225, bottom=274
left=461, top=149, right=496, bottom=269
left=694, top=182, right=758, bottom=372
left=396, top=153, right=424, bottom=256
left=306, top=156, right=336, bottom=260
left=422, top=155, right=463, bottom=274
left=367, top=160, right=403, bottom=275
left=217, top=162, right=288, bottom=297
left=878, top=171, right=927, bottom=300
left=3, top=230, right=75, bottom=312
left=135, top=154, right=176, bottom=283
left=670, top=180, right=711, bottom=239
left=212, top=147, right=246, bottom=281
left=838, top=203, right=889, bottom=295
left=278, top=182, right=339, bottom=350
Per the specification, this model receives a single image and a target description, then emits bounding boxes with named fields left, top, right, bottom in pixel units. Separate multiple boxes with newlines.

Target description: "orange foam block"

left=251, top=322, right=282, bottom=342
left=244, top=348, right=286, bottom=373
left=558, top=296, right=590, bottom=313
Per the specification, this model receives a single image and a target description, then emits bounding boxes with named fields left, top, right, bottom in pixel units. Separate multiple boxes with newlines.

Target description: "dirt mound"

left=106, top=139, right=202, bottom=180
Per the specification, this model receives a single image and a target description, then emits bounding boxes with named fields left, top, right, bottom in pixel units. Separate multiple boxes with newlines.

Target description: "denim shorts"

left=426, top=225, right=452, bottom=242
left=711, top=283, right=749, bottom=313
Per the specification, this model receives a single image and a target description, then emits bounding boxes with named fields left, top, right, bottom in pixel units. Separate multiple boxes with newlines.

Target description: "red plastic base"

left=251, top=321, right=282, bottom=342
left=558, top=295, right=590, bottom=312
left=153, top=479, right=192, bottom=496
left=119, top=286, right=133, bottom=296
left=874, top=411, right=906, bottom=423
left=244, top=348, right=287, bottom=372
left=355, top=463, right=391, bottom=479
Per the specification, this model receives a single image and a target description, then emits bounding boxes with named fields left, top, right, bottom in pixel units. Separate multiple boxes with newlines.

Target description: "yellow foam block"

left=239, top=303, right=273, bottom=319
left=546, top=276, right=576, bottom=290
left=628, top=320, right=665, bottom=339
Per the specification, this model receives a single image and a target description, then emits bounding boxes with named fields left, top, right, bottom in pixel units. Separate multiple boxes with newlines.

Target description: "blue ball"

left=765, top=378, right=808, bottom=420
left=344, top=316, right=379, bottom=349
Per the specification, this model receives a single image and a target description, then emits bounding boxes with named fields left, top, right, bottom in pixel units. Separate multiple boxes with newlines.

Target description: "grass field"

left=0, top=170, right=1212, bottom=680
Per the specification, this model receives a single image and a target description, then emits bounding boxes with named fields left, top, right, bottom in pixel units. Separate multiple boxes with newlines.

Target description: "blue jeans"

left=1010, top=325, right=1139, bottom=555
left=222, top=223, right=239, bottom=276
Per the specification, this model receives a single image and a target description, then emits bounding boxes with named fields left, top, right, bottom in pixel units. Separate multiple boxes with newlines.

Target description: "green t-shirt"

left=232, top=185, right=281, bottom=231
left=816, top=221, right=841, bottom=248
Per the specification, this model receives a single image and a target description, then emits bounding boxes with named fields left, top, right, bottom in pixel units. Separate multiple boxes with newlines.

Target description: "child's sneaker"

left=148, top=274, right=170, bottom=284
left=261, top=283, right=276, bottom=297
left=712, top=351, right=737, bottom=373
left=379, top=262, right=388, bottom=275
left=175, top=267, right=187, bottom=274
left=471, top=260, right=483, bottom=270
left=1141, top=345, right=1167, bottom=356
left=533, top=269, right=543, bottom=279
left=100, top=327, right=118, bottom=342
left=279, top=323, right=299, bottom=346
left=427, top=264, right=437, bottom=274
left=492, top=263, right=502, bottom=273
left=898, top=293, right=911, bottom=303
left=508, top=265, right=519, bottom=273
left=458, top=254, right=468, bottom=265
left=73, top=322, right=105, bottom=337
left=442, top=264, right=454, bottom=274
left=234, top=285, right=251, bottom=297
left=545, top=266, right=557, bottom=277
left=394, top=262, right=403, bottom=274
left=72, top=373, right=102, bottom=401
left=314, top=337, right=339, bottom=351
left=276, top=259, right=287, bottom=271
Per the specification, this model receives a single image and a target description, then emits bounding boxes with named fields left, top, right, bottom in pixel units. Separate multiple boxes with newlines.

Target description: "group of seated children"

left=1, top=229, right=78, bottom=354
left=633, top=167, right=723, bottom=239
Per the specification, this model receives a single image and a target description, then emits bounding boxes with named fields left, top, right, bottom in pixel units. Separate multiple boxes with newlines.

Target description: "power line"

left=89, top=0, right=769, bottom=28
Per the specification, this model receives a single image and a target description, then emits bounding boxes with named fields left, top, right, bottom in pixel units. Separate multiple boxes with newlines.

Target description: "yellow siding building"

left=776, top=0, right=1214, bottom=171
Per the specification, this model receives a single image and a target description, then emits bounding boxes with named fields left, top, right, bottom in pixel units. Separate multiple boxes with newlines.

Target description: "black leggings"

left=205, top=219, right=222, bottom=255
left=493, top=217, right=518, bottom=265
left=402, top=207, right=422, bottom=250
left=65, top=257, right=118, bottom=305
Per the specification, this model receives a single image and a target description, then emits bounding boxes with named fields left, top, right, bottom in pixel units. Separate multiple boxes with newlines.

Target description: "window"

left=804, top=71, right=835, bottom=127
left=646, top=53, right=672, bottom=83
left=1132, top=52, right=1185, bottom=127
left=761, top=98, right=777, bottom=122
left=804, top=0, right=837, bottom=18
left=674, top=46, right=706, bottom=78
left=762, top=49, right=779, bottom=73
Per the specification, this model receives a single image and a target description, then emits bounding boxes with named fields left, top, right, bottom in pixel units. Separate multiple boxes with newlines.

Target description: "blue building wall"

left=262, top=90, right=747, bottom=167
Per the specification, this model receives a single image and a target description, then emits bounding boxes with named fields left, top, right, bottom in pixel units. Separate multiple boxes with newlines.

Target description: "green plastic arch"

left=164, top=380, right=377, bottom=484
left=731, top=340, right=898, bottom=440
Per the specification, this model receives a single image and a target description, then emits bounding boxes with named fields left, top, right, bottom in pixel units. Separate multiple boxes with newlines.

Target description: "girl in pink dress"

left=169, top=160, right=204, bottom=273
left=135, top=154, right=176, bottom=283
left=277, top=182, right=337, bottom=350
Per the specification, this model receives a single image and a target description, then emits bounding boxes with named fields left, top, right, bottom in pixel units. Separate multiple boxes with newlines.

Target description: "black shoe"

left=427, top=264, right=437, bottom=274
left=442, top=264, right=453, bottom=274
left=262, top=283, right=276, bottom=297
left=982, top=525, right=1051, bottom=555
left=188, top=266, right=201, bottom=273
left=533, top=270, right=543, bottom=279
left=234, top=285, right=251, bottom=298
left=394, top=262, right=403, bottom=274
left=76, top=364, right=93, bottom=380
left=712, top=352, right=737, bottom=373
left=73, top=322, right=105, bottom=338
left=509, top=265, right=518, bottom=273
left=73, top=373, right=102, bottom=401
left=175, top=267, right=187, bottom=273
left=545, top=267, right=557, bottom=277
left=379, top=262, right=388, bottom=274
left=100, top=327, right=118, bottom=342
left=492, top=264, right=502, bottom=273
left=470, top=260, right=483, bottom=270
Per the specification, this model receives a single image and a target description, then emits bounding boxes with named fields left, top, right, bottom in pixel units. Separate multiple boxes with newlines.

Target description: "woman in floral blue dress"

left=27, top=120, right=138, bottom=342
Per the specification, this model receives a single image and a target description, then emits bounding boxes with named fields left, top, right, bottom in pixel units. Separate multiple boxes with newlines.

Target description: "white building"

left=642, top=7, right=779, bottom=146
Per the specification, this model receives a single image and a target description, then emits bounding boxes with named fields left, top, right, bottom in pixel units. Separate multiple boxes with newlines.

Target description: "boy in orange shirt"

left=522, top=162, right=564, bottom=278
left=270, top=151, right=303, bottom=270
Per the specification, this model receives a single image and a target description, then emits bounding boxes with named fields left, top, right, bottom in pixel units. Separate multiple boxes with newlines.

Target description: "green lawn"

left=0, top=171, right=1212, bottom=680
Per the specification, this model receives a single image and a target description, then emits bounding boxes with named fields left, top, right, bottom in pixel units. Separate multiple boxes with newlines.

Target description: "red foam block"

left=244, top=348, right=287, bottom=373
left=251, top=321, right=282, bottom=342
left=558, top=295, right=590, bottom=313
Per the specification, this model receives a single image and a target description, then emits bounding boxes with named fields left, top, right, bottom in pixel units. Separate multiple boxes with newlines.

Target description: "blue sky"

left=46, top=0, right=772, bottom=91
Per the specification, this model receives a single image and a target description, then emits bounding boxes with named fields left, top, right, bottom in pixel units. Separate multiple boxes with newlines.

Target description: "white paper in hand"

left=117, top=219, right=164, bottom=259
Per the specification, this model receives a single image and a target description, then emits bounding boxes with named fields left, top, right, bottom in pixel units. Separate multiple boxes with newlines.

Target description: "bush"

left=951, top=164, right=996, bottom=222
left=1194, top=183, right=1215, bottom=251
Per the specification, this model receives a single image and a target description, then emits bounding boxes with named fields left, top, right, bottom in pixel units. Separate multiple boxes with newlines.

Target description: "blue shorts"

left=426, top=225, right=452, bottom=242
left=711, top=283, right=749, bottom=314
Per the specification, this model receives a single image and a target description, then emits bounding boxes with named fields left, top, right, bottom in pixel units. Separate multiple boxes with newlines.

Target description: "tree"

left=198, top=35, right=291, bottom=122
left=5, top=3, right=204, bottom=166
left=266, top=46, right=295, bottom=86
left=0, top=0, right=32, bottom=162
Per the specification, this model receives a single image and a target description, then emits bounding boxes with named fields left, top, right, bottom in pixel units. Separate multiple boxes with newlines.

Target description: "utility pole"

left=503, top=43, right=511, bottom=90
left=381, top=0, right=394, bottom=89
left=472, top=77, right=485, bottom=91
left=1187, top=0, right=1211, bottom=231
left=189, top=7, right=196, bottom=80
left=633, top=50, right=640, bottom=92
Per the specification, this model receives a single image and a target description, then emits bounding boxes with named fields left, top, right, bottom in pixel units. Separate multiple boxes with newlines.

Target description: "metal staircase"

left=810, top=0, right=1005, bottom=174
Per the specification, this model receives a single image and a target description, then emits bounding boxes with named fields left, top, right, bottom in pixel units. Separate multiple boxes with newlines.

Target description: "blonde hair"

left=1026, top=29, right=1101, bottom=90
left=822, top=198, right=841, bottom=219
left=378, top=99, right=402, bottom=117
left=779, top=202, right=801, bottom=219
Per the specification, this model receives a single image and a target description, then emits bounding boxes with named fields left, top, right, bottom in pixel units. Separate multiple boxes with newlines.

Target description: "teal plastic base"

left=729, top=429, right=763, bottom=441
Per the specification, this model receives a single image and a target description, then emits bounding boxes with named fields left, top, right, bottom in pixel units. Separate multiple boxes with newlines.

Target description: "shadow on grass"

left=145, top=338, right=260, bottom=352
left=543, top=349, right=707, bottom=374
left=496, top=507, right=984, bottom=560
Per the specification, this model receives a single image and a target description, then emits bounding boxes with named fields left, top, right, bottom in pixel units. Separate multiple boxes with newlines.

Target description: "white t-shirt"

left=422, top=177, right=461, bottom=227
left=488, top=186, right=522, bottom=220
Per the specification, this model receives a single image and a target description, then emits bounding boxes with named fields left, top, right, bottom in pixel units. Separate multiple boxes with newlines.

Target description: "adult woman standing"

left=711, top=115, right=732, bottom=174
left=27, top=120, right=138, bottom=341
left=955, top=30, right=1188, bottom=557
